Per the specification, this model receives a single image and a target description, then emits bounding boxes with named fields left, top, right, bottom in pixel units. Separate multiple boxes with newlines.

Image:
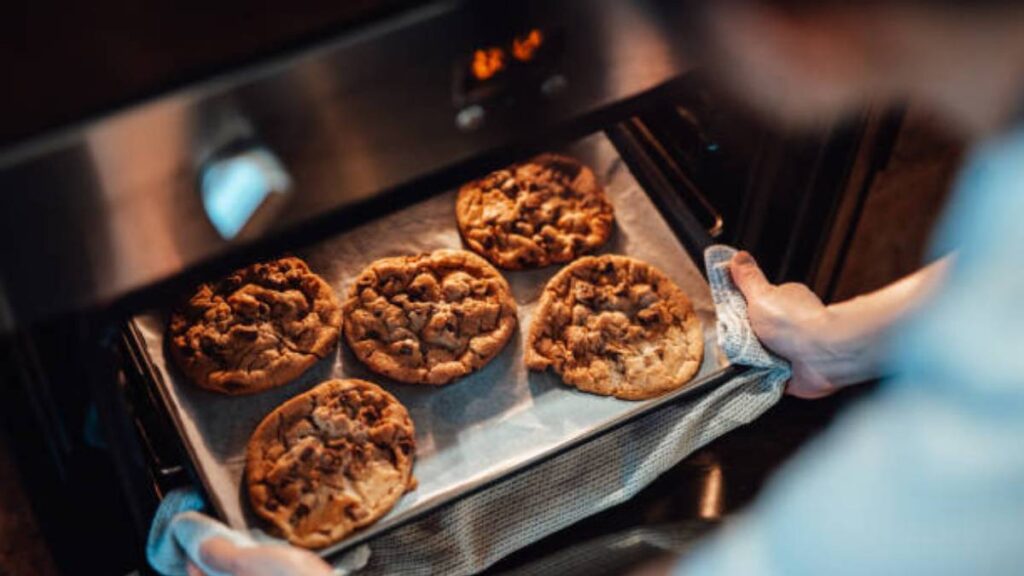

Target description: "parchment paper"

left=130, top=132, right=727, bottom=555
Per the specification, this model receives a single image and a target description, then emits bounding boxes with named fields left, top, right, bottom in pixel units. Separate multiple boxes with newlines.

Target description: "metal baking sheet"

left=129, top=131, right=729, bottom=557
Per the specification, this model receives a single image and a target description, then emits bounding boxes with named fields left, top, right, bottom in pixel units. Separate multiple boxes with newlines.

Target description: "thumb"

left=729, top=251, right=772, bottom=299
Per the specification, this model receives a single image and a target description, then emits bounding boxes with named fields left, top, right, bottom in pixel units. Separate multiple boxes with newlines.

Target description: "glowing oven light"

left=469, top=29, right=545, bottom=82
left=471, top=47, right=505, bottom=81
left=512, top=29, right=544, bottom=62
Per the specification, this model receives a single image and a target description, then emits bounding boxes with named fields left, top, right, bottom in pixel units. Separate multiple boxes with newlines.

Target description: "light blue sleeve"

left=676, top=128, right=1024, bottom=576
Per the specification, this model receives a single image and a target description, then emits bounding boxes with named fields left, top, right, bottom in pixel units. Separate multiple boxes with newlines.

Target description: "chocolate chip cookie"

left=456, top=153, right=615, bottom=269
left=343, top=250, right=517, bottom=385
left=168, top=257, right=342, bottom=395
left=245, top=379, right=416, bottom=549
left=526, top=255, right=703, bottom=400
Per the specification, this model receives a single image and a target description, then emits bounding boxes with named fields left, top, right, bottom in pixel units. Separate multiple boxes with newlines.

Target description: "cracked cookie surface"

left=168, top=257, right=342, bottom=395
left=456, top=153, right=615, bottom=270
left=526, top=255, right=703, bottom=400
left=343, top=250, right=517, bottom=385
left=245, top=378, right=416, bottom=549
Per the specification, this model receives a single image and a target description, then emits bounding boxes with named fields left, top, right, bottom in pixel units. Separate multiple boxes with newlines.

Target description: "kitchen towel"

left=147, top=244, right=789, bottom=576
left=146, top=487, right=259, bottom=576
left=146, top=487, right=369, bottom=576
left=703, top=245, right=792, bottom=383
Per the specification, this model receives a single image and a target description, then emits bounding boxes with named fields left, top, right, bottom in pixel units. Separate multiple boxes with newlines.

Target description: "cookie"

left=343, top=250, right=517, bottom=385
left=456, top=153, right=615, bottom=269
left=168, top=257, right=341, bottom=395
left=245, top=379, right=416, bottom=549
left=526, top=255, right=703, bottom=400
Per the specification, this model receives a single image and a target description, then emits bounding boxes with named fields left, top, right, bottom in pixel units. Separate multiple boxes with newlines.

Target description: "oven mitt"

left=146, top=487, right=367, bottom=576
left=704, top=244, right=791, bottom=385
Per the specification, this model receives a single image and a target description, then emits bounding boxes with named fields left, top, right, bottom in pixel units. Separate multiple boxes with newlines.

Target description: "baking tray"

left=127, top=131, right=732, bottom=558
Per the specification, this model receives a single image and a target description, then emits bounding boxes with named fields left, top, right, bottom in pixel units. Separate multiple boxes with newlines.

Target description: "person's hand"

left=729, top=251, right=841, bottom=399
left=185, top=537, right=334, bottom=576
left=729, top=251, right=952, bottom=398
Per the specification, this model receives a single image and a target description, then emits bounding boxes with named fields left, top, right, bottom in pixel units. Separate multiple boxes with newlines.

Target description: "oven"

left=0, top=1, right=900, bottom=573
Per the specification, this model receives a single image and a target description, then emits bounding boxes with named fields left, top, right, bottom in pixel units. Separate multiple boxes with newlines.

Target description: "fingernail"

left=733, top=251, right=754, bottom=266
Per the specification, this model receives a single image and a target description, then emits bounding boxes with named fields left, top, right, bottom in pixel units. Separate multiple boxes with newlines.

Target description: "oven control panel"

left=453, top=27, right=566, bottom=131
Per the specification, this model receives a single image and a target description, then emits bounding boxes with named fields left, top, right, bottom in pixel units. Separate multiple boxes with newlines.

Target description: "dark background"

left=0, top=0, right=423, bottom=148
